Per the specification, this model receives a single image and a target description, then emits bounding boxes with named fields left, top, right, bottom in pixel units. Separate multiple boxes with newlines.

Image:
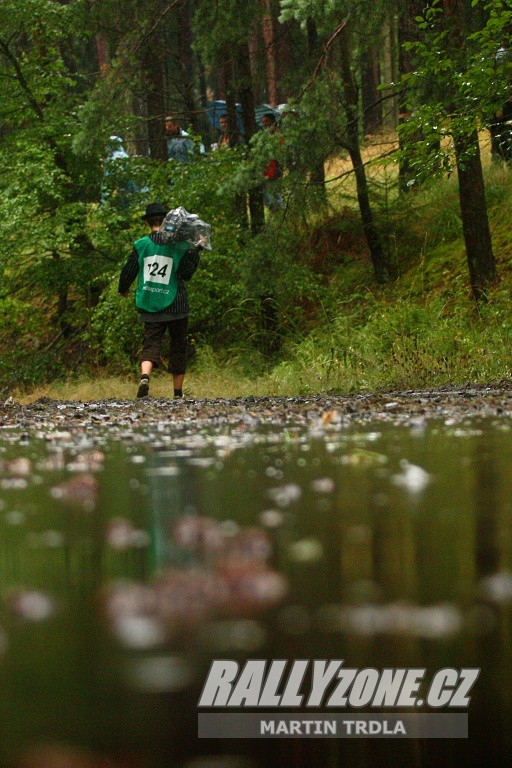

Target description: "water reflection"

left=0, top=419, right=510, bottom=766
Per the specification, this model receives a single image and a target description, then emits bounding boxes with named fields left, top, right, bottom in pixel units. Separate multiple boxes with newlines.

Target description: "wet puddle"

left=0, top=416, right=511, bottom=767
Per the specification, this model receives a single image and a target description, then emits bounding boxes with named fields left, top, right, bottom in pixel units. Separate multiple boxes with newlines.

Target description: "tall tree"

left=399, top=0, right=500, bottom=298
left=280, top=1, right=390, bottom=281
left=306, top=18, right=327, bottom=195
left=261, top=0, right=280, bottom=105
left=360, top=46, right=383, bottom=135
left=237, top=42, right=266, bottom=233
left=449, top=0, right=496, bottom=299
left=338, top=22, right=389, bottom=282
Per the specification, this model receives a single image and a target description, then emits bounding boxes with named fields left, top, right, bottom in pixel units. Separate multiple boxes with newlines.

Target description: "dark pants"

left=138, top=318, right=188, bottom=374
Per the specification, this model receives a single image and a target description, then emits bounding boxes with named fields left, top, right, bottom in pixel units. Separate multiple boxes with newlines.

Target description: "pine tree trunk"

left=223, top=61, right=249, bottom=229
left=142, top=36, right=167, bottom=161
left=277, top=19, right=293, bottom=102
left=95, top=35, right=109, bottom=74
left=178, top=0, right=205, bottom=138
left=339, top=26, right=389, bottom=282
left=448, top=0, right=497, bottom=299
left=196, top=51, right=211, bottom=148
left=52, top=252, right=72, bottom=338
left=248, top=26, right=264, bottom=105
left=306, top=19, right=326, bottom=197
left=236, top=43, right=265, bottom=233
left=360, top=48, right=382, bottom=135
left=381, top=18, right=399, bottom=130
left=454, top=132, right=497, bottom=300
left=261, top=0, right=278, bottom=105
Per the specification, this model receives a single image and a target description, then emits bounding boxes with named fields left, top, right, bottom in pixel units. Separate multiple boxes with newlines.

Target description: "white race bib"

left=143, top=255, right=173, bottom=285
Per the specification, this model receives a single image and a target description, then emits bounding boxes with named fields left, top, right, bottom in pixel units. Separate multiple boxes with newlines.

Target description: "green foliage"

left=89, top=279, right=140, bottom=369
left=398, top=0, right=512, bottom=176
left=0, top=0, right=111, bottom=366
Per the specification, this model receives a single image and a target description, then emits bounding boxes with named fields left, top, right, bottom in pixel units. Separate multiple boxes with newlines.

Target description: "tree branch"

left=132, top=0, right=183, bottom=55
left=323, top=146, right=400, bottom=185
left=0, top=37, right=45, bottom=120
left=296, top=18, right=349, bottom=102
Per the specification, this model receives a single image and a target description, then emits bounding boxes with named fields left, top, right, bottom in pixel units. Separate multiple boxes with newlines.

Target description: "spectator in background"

left=214, top=114, right=243, bottom=150
left=101, top=135, right=143, bottom=210
left=165, top=115, right=195, bottom=162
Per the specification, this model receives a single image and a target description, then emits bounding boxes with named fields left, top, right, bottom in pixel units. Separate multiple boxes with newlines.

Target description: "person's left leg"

left=167, top=317, right=188, bottom=397
left=137, top=323, right=166, bottom=397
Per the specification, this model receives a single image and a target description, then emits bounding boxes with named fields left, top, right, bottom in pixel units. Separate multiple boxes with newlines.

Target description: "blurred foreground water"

left=0, top=415, right=511, bottom=767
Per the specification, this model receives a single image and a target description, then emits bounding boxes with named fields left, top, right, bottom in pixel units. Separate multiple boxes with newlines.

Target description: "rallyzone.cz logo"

left=197, top=660, right=480, bottom=739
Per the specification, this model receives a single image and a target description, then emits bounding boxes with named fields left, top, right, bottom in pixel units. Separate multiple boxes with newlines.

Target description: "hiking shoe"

left=136, top=381, right=149, bottom=398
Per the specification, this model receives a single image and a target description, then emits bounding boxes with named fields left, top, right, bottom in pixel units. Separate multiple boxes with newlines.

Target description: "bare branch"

left=132, top=0, right=183, bottom=55
left=324, top=146, right=400, bottom=185
left=296, top=18, right=349, bottom=102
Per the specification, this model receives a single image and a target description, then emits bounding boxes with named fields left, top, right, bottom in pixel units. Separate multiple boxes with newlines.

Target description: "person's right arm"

left=118, top=250, right=139, bottom=296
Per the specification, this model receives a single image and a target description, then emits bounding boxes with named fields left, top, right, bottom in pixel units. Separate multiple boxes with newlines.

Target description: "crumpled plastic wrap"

left=159, top=206, right=212, bottom=250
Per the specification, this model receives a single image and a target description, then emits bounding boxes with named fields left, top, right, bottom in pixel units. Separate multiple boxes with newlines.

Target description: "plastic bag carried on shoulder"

left=159, top=206, right=212, bottom=250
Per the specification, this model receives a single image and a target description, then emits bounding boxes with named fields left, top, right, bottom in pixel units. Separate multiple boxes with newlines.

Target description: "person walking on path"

left=118, top=202, right=201, bottom=399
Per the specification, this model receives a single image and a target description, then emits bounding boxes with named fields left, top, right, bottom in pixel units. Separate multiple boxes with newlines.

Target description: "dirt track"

left=1, top=384, right=512, bottom=433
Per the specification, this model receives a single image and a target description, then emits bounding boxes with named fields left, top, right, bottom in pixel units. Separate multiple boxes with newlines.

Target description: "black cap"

left=141, top=202, right=167, bottom=221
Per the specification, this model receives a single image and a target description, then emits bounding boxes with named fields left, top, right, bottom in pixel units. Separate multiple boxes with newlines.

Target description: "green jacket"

left=134, top=236, right=191, bottom=313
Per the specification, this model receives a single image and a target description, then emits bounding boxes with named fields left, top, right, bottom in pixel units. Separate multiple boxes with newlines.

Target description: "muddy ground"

left=1, top=383, right=512, bottom=433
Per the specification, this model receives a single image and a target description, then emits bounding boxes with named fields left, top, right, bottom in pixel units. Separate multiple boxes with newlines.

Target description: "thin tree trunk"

left=248, top=26, right=264, bottom=105
left=52, top=251, right=72, bottom=338
left=223, top=61, right=249, bottom=229
left=261, top=0, right=278, bottom=105
left=223, top=61, right=239, bottom=146
left=217, top=65, right=227, bottom=101
left=248, top=186, right=265, bottom=235
left=306, top=19, right=326, bottom=197
left=142, top=41, right=167, bottom=160
left=454, top=131, right=497, bottom=300
left=277, top=20, right=293, bottom=103
left=178, top=0, right=201, bottom=135
left=95, top=35, right=109, bottom=74
left=236, top=43, right=265, bottom=233
left=196, top=51, right=211, bottom=149
left=448, top=0, right=497, bottom=299
left=339, top=26, right=389, bottom=282
left=360, top=48, right=382, bottom=134
left=382, top=16, right=399, bottom=130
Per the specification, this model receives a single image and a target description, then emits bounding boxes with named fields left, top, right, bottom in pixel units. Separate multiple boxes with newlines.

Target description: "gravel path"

left=1, top=384, right=512, bottom=433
